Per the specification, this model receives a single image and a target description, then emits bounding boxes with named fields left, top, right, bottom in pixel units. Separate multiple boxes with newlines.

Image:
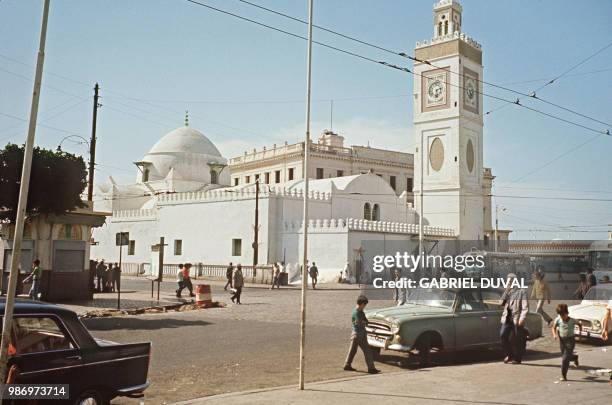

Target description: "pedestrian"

left=586, top=268, right=597, bottom=290
left=176, top=263, right=184, bottom=297
left=531, top=270, right=552, bottom=325
left=343, top=262, right=351, bottom=284
left=111, top=262, right=121, bottom=292
left=177, top=263, right=195, bottom=298
left=309, top=262, right=319, bottom=289
left=573, top=273, right=589, bottom=300
left=270, top=263, right=281, bottom=290
left=231, top=264, right=244, bottom=304
left=551, top=303, right=581, bottom=381
left=500, top=273, right=529, bottom=364
left=95, top=260, right=106, bottom=292
left=22, top=259, right=42, bottom=301
left=343, top=295, right=380, bottom=374
left=224, top=262, right=234, bottom=291
left=601, top=299, right=612, bottom=385
left=393, top=268, right=402, bottom=304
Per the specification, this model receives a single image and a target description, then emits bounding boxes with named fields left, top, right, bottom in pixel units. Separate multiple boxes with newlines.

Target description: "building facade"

left=229, top=130, right=415, bottom=201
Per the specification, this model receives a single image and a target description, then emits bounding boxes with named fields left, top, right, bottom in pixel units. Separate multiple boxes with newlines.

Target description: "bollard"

left=195, top=284, right=212, bottom=307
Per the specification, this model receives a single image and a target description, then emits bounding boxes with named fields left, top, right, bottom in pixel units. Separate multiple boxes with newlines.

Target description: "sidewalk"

left=171, top=346, right=611, bottom=405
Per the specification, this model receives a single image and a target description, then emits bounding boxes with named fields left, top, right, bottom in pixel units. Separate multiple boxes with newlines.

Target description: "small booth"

left=0, top=206, right=107, bottom=301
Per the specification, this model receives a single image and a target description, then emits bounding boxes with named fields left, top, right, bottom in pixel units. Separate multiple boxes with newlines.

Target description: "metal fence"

left=120, top=262, right=274, bottom=284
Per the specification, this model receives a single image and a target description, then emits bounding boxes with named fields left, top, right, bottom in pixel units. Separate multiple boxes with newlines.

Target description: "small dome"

left=148, top=126, right=221, bottom=157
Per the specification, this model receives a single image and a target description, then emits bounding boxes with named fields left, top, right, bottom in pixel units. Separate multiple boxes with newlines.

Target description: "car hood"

left=367, top=304, right=453, bottom=322
left=568, top=303, right=608, bottom=320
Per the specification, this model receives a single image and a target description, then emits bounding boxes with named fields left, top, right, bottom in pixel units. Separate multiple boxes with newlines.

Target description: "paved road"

left=80, top=279, right=600, bottom=404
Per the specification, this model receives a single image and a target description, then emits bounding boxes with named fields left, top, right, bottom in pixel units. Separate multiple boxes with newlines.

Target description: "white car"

left=568, top=283, right=612, bottom=342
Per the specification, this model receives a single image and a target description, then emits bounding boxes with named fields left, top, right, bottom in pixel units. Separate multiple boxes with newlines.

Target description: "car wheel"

left=75, top=389, right=109, bottom=405
left=415, top=334, right=432, bottom=367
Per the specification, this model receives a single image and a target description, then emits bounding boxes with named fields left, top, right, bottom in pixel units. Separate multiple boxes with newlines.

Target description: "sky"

left=0, top=0, right=611, bottom=240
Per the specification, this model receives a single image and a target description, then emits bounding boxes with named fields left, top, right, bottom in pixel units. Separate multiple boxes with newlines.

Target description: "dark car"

left=2, top=299, right=151, bottom=405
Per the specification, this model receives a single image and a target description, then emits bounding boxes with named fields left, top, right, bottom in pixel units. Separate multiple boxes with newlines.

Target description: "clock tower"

left=413, top=0, right=484, bottom=240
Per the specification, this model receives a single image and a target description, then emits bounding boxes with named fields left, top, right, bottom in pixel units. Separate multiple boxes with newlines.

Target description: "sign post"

left=115, top=232, right=129, bottom=310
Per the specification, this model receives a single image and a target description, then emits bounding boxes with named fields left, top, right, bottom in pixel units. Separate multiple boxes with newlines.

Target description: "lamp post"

left=494, top=205, right=507, bottom=252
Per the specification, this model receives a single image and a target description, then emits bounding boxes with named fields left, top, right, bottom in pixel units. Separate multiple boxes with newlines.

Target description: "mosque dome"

left=137, top=125, right=229, bottom=188
left=148, top=126, right=222, bottom=157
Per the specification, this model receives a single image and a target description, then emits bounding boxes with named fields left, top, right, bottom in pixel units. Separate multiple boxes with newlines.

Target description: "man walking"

left=23, top=259, right=42, bottom=301
left=343, top=295, right=380, bottom=374
left=270, top=263, right=281, bottom=290
left=176, top=263, right=184, bottom=297
left=231, top=264, right=244, bottom=304
left=177, top=263, right=195, bottom=298
left=531, top=270, right=552, bottom=325
left=309, top=262, right=319, bottom=289
left=500, top=273, right=529, bottom=364
left=586, top=267, right=597, bottom=290
left=224, top=262, right=234, bottom=291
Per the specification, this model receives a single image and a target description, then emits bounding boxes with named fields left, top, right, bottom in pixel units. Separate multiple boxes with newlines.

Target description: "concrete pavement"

left=172, top=346, right=611, bottom=405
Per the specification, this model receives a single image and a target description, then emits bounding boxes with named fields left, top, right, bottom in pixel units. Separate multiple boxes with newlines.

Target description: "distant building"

left=229, top=130, right=415, bottom=201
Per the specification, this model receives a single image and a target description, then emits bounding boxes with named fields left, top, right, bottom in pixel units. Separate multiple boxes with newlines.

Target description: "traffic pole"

left=298, top=0, right=314, bottom=391
left=0, top=0, right=51, bottom=384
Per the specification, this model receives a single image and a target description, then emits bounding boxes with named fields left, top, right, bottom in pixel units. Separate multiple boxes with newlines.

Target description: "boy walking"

left=343, top=295, right=380, bottom=374
left=551, top=303, right=581, bottom=381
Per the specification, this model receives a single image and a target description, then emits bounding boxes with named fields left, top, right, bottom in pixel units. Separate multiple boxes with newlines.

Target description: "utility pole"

left=0, top=0, right=51, bottom=384
left=299, top=0, right=314, bottom=391
left=87, top=82, right=100, bottom=202
left=418, top=133, right=424, bottom=267
left=494, top=205, right=506, bottom=252
left=252, top=179, right=259, bottom=276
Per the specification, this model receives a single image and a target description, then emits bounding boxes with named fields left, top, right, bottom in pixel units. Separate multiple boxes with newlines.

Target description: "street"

left=76, top=278, right=609, bottom=404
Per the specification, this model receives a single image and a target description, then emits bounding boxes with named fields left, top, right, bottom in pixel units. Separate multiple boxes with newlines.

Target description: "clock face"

left=463, top=69, right=479, bottom=112
left=425, top=73, right=446, bottom=107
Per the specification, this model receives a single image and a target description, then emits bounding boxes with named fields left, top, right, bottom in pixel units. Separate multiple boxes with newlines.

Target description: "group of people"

left=93, top=260, right=121, bottom=293
left=223, top=262, right=244, bottom=304
left=345, top=272, right=612, bottom=384
left=574, top=267, right=599, bottom=300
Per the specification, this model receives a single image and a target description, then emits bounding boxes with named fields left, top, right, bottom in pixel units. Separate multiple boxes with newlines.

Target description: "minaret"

left=413, top=0, right=484, bottom=240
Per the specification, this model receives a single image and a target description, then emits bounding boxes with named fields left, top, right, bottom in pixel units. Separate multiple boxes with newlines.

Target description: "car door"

left=8, top=315, right=87, bottom=396
left=454, top=289, right=489, bottom=349
left=482, top=288, right=504, bottom=345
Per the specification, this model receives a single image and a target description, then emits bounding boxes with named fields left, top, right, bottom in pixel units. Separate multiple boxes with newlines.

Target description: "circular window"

left=429, top=137, right=444, bottom=172
left=466, top=139, right=475, bottom=173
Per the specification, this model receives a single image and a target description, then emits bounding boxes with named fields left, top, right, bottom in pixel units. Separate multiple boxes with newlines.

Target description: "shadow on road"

left=375, top=348, right=560, bottom=370
left=305, top=388, right=526, bottom=405
left=83, top=317, right=211, bottom=331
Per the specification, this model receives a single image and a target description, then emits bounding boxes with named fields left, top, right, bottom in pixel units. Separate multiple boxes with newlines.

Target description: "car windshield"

left=583, top=286, right=612, bottom=302
left=405, top=289, right=455, bottom=308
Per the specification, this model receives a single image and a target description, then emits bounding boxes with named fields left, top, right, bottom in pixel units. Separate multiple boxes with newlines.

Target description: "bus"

left=461, top=250, right=533, bottom=280
left=588, top=238, right=612, bottom=282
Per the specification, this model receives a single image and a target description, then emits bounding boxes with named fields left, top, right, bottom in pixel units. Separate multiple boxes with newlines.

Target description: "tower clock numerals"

left=425, top=74, right=446, bottom=107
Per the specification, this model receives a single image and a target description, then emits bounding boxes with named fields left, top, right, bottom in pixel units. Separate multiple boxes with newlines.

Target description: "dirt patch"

left=80, top=301, right=225, bottom=318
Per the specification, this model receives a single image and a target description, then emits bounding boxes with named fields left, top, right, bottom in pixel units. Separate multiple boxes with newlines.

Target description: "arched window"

left=372, top=204, right=380, bottom=221
left=363, top=203, right=371, bottom=220
left=210, top=169, right=218, bottom=184
left=438, top=22, right=443, bottom=37
left=142, top=168, right=150, bottom=182
left=444, top=20, right=449, bottom=35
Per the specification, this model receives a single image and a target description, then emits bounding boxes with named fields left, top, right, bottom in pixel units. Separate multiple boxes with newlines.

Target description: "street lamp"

left=56, top=134, right=89, bottom=152
left=494, top=205, right=507, bottom=252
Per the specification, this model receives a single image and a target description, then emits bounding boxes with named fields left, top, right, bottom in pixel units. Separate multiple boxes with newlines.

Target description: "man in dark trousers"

left=309, top=262, right=319, bottom=289
left=177, top=263, right=195, bottom=298
left=95, top=260, right=106, bottom=293
left=500, top=273, right=529, bottom=364
left=343, top=295, right=380, bottom=374
left=224, top=262, right=234, bottom=291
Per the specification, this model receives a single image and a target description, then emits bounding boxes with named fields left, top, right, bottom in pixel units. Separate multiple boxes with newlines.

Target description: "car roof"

left=0, top=298, right=77, bottom=317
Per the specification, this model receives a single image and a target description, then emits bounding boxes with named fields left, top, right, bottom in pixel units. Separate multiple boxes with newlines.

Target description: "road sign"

left=115, top=232, right=129, bottom=246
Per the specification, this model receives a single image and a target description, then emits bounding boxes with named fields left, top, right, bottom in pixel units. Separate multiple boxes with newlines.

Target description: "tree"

left=0, top=143, right=87, bottom=222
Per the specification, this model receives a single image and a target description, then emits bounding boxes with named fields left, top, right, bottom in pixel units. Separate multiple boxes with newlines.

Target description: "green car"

left=365, top=287, right=543, bottom=365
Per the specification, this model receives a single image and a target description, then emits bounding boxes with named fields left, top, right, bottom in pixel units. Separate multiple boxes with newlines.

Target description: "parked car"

left=2, top=298, right=151, bottom=405
left=568, top=283, right=612, bottom=342
left=365, top=287, right=543, bottom=365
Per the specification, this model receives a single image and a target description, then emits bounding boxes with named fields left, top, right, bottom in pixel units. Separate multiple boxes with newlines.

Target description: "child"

left=551, top=303, right=582, bottom=381
left=343, top=295, right=380, bottom=374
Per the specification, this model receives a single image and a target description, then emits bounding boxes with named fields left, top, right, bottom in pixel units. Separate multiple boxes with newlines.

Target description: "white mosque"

left=91, top=0, right=497, bottom=281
